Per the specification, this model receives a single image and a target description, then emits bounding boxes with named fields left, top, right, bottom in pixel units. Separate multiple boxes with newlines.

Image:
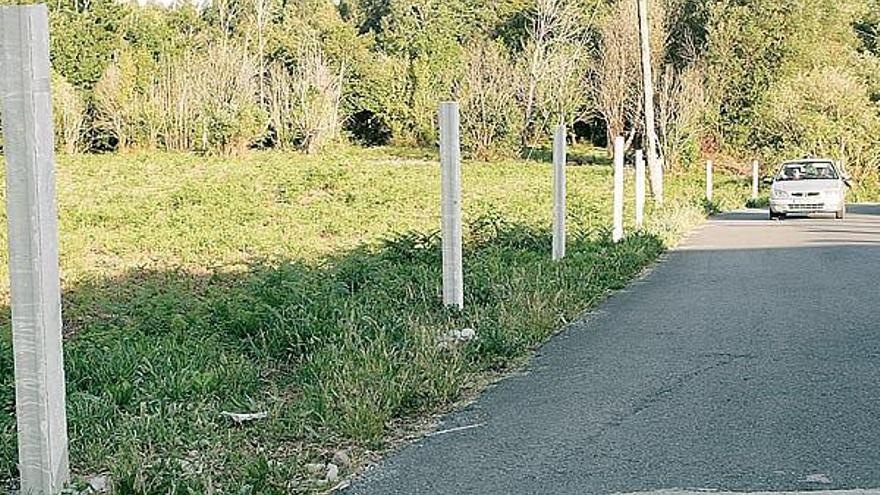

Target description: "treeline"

left=2, top=0, right=880, bottom=172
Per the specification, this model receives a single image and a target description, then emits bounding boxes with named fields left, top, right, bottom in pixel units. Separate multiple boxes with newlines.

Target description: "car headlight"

left=771, top=188, right=789, bottom=199
left=824, top=189, right=841, bottom=197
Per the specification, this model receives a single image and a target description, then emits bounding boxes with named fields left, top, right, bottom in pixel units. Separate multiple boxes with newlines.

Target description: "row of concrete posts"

left=439, top=103, right=678, bottom=309
left=440, top=101, right=766, bottom=311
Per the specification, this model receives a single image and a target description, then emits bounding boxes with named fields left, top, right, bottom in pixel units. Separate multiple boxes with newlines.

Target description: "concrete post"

left=752, top=160, right=759, bottom=200
left=552, top=125, right=566, bottom=261
left=439, top=102, right=463, bottom=309
left=0, top=5, right=70, bottom=493
left=635, top=149, right=645, bottom=230
left=637, top=0, right=662, bottom=204
left=613, top=136, right=625, bottom=243
left=706, top=160, right=714, bottom=203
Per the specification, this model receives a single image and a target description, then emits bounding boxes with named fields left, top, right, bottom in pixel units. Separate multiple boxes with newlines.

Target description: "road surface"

left=343, top=206, right=880, bottom=495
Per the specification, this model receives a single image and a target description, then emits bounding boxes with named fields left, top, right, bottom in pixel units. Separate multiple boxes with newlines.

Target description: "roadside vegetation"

left=0, top=146, right=749, bottom=493
left=0, top=0, right=878, bottom=492
left=0, top=0, right=878, bottom=177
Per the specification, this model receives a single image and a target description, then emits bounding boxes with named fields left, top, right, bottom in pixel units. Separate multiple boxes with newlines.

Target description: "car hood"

left=772, top=179, right=841, bottom=192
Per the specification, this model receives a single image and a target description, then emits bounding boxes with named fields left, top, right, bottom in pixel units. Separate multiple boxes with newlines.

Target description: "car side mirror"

left=762, top=177, right=774, bottom=185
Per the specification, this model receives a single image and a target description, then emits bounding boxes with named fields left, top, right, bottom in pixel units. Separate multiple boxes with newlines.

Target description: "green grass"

left=0, top=146, right=750, bottom=493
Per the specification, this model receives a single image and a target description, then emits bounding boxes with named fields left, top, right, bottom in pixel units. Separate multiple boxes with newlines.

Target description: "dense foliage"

left=705, top=0, right=880, bottom=174
left=0, top=0, right=877, bottom=171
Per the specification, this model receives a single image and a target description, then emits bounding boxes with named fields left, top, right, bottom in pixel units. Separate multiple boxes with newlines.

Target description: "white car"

left=769, top=159, right=848, bottom=220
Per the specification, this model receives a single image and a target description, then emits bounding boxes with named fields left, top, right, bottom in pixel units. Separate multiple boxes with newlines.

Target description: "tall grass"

left=0, top=146, right=749, bottom=493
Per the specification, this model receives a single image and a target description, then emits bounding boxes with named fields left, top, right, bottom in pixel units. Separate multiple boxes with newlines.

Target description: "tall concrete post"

left=706, top=160, right=714, bottom=203
left=635, top=149, right=646, bottom=230
left=613, top=136, right=625, bottom=243
left=0, top=5, right=70, bottom=493
left=439, top=102, right=463, bottom=309
left=752, top=160, right=759, bottom=200
left=637, top=0, right=662, bottom=204
left=552, top=125, right=566, bottom=261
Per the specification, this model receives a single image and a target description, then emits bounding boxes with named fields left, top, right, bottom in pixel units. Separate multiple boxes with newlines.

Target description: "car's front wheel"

left=770, top=210, right=785, bottom=220
left=836, top=206, right=846, bottom=220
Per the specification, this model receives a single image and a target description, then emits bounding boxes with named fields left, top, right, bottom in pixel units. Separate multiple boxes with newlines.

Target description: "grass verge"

left=0, top=146, right=750, bottom=493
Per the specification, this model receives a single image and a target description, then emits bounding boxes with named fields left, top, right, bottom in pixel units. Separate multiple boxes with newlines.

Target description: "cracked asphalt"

left=342, top=206, right=880, bottom=495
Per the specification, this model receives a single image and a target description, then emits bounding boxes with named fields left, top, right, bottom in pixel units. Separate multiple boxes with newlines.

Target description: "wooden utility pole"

left=637, top=0, right=663, bottom=204
left=0, top=5, right=70, bottom=493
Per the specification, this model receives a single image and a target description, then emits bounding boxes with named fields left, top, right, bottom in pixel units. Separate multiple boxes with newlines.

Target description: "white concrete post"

left=706, top=160, right=714, bottom=203
left=439, top=102, right=463, bottom=309
left=552, top=125, right=566, bottom=261
left=752, top=160, right=759, bottom=200
left=0, top=5, right=70, bottom=493
left=635, top=149, right=646, bottom=230
left=637, top=0, right=662, bottom=204
left=613, top=136, right=625, bottom=243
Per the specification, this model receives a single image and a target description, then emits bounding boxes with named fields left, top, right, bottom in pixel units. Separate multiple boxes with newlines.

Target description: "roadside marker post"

left=752, top=160, right=759, bottom=200
left=0, top=5, right=70, bottom=493
left=706, top=160, right=714, bottom=203
left=635, top=149, right=645, bottom=230
left=552, top=124, right=566, bottom=261
left=613, top=136, right=624, bottom=243
left=439, top=102, right=463, bottom=309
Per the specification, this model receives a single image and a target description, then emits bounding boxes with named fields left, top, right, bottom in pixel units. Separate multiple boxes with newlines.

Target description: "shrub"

left=93, top=52, right=139, bottom=151
left=52, top=71, right=86, bottom=154
left=267, top=40, right=344, bottom=154
left=140, top=43, right=264, bottom=155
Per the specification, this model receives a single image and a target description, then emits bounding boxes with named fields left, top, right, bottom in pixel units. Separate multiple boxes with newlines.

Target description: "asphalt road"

left=343, top=206, right=880, bottom=495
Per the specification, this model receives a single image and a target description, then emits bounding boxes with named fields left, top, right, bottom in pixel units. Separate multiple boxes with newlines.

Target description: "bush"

left=92, top=53, right=139, bottom=151
left=52, top=71, right=86, bottom=154
left=267, top=40, right=344, bottom=154
left=140, top=43, right=264, bottom=155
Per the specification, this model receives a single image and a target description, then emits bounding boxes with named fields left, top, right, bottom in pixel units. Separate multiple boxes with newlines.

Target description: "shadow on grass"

left=521, top=145, right=611, bottom=167
left=377, top=146, right=439, bottom=162
left=0, top=217, right=666, bottom=494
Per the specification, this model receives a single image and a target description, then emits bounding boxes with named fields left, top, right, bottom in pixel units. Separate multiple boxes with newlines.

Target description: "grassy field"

left=0, top=146, right=751, bottom=493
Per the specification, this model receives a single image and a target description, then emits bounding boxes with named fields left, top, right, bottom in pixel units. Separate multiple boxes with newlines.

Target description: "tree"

left=455, top=40, right=523, bottom=159
left=705, top=0, right=880, bottom=167
left=48, top=0, right=127, bottom=89
left=248, top=0, right=275, bottom=104
left=520, top=0, right=593, bottom=145
left=657, top=62, right=705, bottom=169
left=591, top=0, right=640, bottom=151
left=755, top=66, right=880, bottom=172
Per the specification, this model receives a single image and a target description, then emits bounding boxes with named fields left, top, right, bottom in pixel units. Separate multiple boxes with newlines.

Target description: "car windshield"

left=776, top=162, right=838, bottom=181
